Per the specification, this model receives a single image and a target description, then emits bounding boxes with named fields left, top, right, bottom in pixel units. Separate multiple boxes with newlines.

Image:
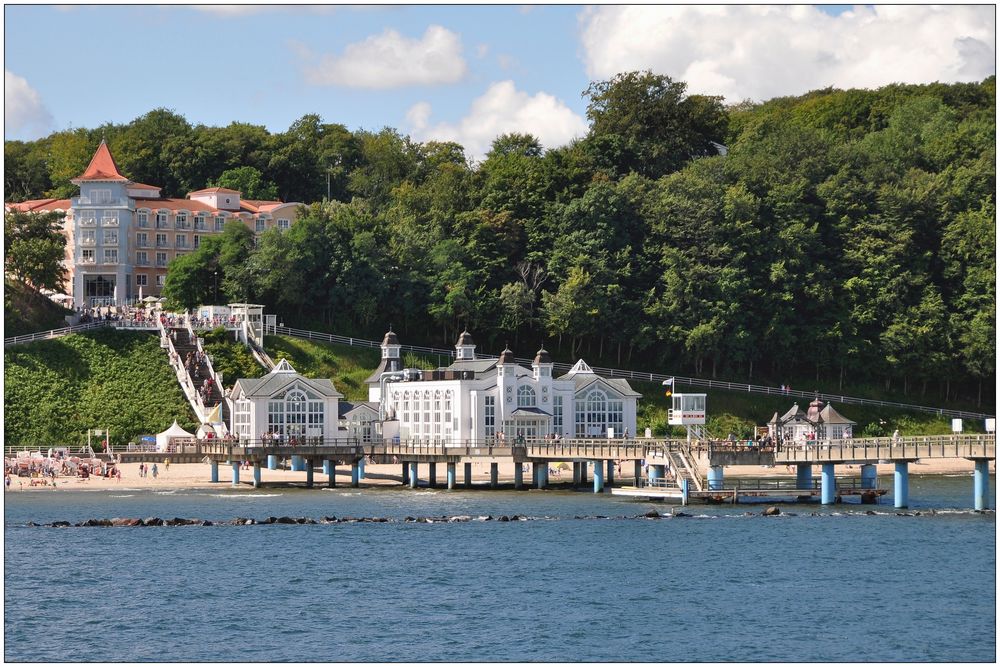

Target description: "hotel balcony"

left=79, top=218, right=97, bottom=227
left=80, top=237, right=96, bottom=246
left=155, top=261, right=168, bottom=268
left=156, top=241, right=171, bottom=248
left=135, top=259, right=150, bottom=266
left=80, top=257, right=96, bottom=265
left=73, top=196, right=126, bottom=207
left=136, top=241, right=150, bottom=248
left=155, top=221, right=172, bottom=230
left=101, top=217, right=119, bottom=227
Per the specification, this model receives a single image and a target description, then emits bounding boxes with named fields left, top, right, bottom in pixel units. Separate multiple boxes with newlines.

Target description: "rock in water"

left=762, top=506, right=781, bottom=516
left=643, top=510, right=661, bottom=519
left=144, top=517, right=163, bottom=526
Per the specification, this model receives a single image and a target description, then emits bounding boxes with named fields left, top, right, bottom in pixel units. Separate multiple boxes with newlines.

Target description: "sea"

left=4, top=475, right=996, bottom=663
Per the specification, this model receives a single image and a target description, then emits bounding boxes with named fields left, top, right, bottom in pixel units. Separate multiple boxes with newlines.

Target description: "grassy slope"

left=4, top=279, right=74, bottom=337
left=4, top=329, right=197, bottom=446
left=264, top=335, right=965, bottom=435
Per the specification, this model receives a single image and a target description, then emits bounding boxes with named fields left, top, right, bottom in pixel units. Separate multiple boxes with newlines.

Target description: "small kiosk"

left=667, top=393, right=707, bottom=441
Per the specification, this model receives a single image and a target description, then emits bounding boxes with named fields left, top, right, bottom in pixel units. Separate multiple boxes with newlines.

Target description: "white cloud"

left=406, top=81, right=589, bottom=161
left=303, top=25, right=467, bottom=89
left=5, top=69, right=54, bottom=139
left=579, top=5, right=996, bottom=103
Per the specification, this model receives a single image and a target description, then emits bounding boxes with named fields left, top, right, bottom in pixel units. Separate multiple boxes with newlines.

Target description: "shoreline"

left=5, top=458, right=994, bottom=493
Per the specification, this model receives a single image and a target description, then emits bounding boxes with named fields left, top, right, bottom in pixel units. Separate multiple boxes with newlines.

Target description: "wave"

left=108, top=495, right=135, bottom=498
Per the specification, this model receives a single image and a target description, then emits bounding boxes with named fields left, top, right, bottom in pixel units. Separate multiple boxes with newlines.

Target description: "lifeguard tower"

left=668, top=393, right=707, bottom=441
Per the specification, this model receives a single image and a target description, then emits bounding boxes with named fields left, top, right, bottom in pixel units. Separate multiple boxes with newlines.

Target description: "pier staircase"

left=666, top=448, right=703, bottom=492
left=171, top=327, right=230, bottom=427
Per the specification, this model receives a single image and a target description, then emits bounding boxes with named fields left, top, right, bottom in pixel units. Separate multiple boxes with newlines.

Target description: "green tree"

left=3, top=210, right=67, bottom=293
left=211, top=166, right=279, bottom=200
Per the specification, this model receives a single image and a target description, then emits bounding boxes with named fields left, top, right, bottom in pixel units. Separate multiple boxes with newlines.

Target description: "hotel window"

left=103, top=249, right=118, bottom=264
left=136, top=232, right=148, bottom=247
left=103, top=230, right=118, bottom=245
left=156, top=233, right=168, bottom=247
left=156, top=212, right=169, bottom=229
left=156, top=274, right=165, bottom=287
left=81, top=229, right=96, bottom=246
left=193, top=235, right=200, bottom=249
left=136, top=251, right=148, bottom=265
left=255, top=218, right=266, bottom=232
left=156, top=252, right=167, bottom=267
left=175, top=213, right=188, bottom=229
left=81, top=249, right=95, bottom=263
left=215, top=216, right=225, bottom=231
left=517, top=385, right=536, bottom=408
left=136, top=274, right=148, bottom=286
left=79, top=211, right=97, bottom=226
left=137, top=211, right=149, bottom=227
left=102, top=210, right=118, bottom=225
left=175, top=234, right=187, bottom=248
left=484, top=395, right=496, bottom=437
left=277, top=218, right=290, bottom=230
left=92, top=189, right=112, bottom=204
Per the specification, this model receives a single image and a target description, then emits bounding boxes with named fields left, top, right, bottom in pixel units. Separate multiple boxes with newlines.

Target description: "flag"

left=662, top=377, right=674, bottom=397
left=205, top=403, right=222, bottom=424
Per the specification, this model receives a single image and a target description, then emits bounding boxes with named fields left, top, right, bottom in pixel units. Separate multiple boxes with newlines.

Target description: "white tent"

left=155, top=420, right=195, bottom=452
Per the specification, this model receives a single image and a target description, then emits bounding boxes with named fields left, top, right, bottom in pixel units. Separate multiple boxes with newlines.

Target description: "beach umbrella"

left=556, top=462, right=571, bottom=471
left=142, top=295, right=158, bottom=303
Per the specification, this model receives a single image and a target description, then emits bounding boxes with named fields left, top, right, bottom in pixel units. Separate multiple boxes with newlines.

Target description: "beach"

left=5, top=456, right=991, bottom=492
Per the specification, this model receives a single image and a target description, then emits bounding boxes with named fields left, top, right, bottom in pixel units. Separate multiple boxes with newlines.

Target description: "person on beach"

left=151, top=463, right=158, bottom=479
left=4, top=474, right=10, bottom=490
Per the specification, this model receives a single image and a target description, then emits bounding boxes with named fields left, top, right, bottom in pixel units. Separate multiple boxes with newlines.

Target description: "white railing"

left=74, top=197, right=127, bottom=206
left=159, top=317, right=207, bottom=423
left=80, top=237, right=96, bottom=246
left=188, top=318, right=229, bottom=436
left=79, top=218, right=97, bottom=227
left=101, top=217, right=119, bottom=226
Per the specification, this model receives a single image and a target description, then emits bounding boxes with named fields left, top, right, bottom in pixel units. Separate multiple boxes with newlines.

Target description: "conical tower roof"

left=73, top=140, right=129, bottom=183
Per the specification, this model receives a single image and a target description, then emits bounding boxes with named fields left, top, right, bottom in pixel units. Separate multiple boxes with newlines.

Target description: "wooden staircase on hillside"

left=171, top=327, right=229, bottom=426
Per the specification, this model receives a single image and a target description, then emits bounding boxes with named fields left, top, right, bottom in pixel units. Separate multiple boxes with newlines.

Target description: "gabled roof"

left=510, top=407, right=552, bottom=417
left=558, top=359, right=594, bottom=379
left=779, top=403, right=811, bottom=423
left=339, top=401, right=379, bottom=419
left=565, top=372, right=642, bottom=398
left=73, top=141, right=128, bottom=182
left=230, top=360, right=342, bottom=399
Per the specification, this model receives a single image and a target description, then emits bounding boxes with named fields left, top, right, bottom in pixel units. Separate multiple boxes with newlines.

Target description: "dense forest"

left=5, top=72, right=995, bottom=406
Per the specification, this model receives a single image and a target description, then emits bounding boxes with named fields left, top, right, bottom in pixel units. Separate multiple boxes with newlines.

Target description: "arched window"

left=575, top=388, right=623, bottom=437
left=268, top=385, right=324, bottom=441
left=517, top=385, right=536, bottom=408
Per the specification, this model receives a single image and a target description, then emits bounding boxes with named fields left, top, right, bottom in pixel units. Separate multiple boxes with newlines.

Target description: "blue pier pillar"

left=291, top=455, right=305, bottom=472
left=306, top=460, right=314, bottom=488
left=490, top=462, right=499, bottom=489
left=974, top=459, right=990, bottom=511
left=593, top=460, right=605, bottom=493
left=253, top=463, right=261, bottom=488
left=327, top=460, right=336, bottom=488
left=464, top=462, right=473, bottom=489
left=573, top=462, right=581, bottom=485
left=210, top=461, right=219, bottom=483
left=821, top=463, right=836, bottom=504
left=580, top=462, right=587, bottom=485
left=796, top=463, right=812, bottom=490
left=428, top=462, right=437, bottom=488
left=894, top=461, right=909, bottom=509
left=707, top=465, right=724, bottom=491
left=351, top=462, right=360, bottom=488
left=514, top=462, right=524, bottom=489
left=447, top=462, right=456, bottom=490
left=267, top=455, right=278, bottom=470
left=402, top=463, right=409, bottom=486
left=358, top=458, right=366, bottom=480
left=231, top=461, right=240, bottom=487
left=607, top=460, right=615, bottom=488
left=650, top=464, right=665, bottom=483
left=409, top=462, right=419, bottom=489
left=860, top=464, right=877, bottom=490
left=323, top=460, right=332, bottom=476
left=534, top=462, right=545, bottom=489
left=681, top=478, right=690, bottom=506
left=542, top=464, right=550, bottom=488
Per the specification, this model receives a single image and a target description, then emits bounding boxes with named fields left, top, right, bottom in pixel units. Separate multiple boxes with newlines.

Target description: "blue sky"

left=4, top=4, right=995, bottom=159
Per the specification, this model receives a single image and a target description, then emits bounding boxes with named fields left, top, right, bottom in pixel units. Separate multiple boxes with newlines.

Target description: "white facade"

left=229, top=359, right=342, bottom=443
left=372, top=332, right=640, bottom=443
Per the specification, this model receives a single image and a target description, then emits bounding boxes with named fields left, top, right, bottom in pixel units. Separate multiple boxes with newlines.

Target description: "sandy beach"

left=5, top=456, right=992, bottom=493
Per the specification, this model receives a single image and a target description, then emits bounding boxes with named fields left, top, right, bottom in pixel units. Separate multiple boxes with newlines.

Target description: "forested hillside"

left=5, top=73, right=994, bottom=407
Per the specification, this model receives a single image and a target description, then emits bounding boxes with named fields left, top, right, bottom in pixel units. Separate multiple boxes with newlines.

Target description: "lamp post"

left=213, top=270, right=218, bottom=305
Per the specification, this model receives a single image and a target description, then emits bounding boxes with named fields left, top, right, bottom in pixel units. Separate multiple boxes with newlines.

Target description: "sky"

left=4, top=3, right=996, bottom=160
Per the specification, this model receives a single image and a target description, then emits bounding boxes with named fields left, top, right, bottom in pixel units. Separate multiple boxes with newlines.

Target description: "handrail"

left=271, top=325, right=995, bottom=420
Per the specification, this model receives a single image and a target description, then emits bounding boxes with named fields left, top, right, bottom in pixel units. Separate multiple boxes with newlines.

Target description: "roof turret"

left=456, top=330, right=474, bottom=346
left=382, top=329, right=399, bottom=346
left=498, top=346, right=516, bottom=365
left=72, top=140, right=129, bottom=183
left=533, top=346, right=552, bottom=365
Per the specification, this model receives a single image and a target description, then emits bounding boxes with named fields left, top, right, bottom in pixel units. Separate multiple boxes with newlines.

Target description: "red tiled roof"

left=74, top=140, right=128, bottom=182
left=135, top=198, right=216, bottom=212
left=128, top=182, right=161, bottom=191
left=188, top=186, right=241, bottom=195
left=6, top=198, right=71, bottom=212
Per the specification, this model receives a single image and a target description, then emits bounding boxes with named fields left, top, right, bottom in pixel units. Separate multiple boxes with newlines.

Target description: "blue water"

left=4, top=477, right=995, bottom=662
